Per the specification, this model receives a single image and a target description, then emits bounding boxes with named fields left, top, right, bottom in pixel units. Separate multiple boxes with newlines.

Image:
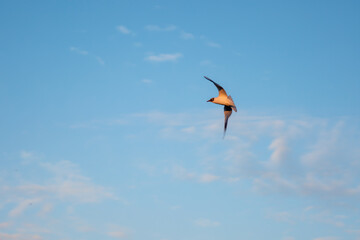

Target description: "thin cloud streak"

left=70, top=47, right=88, bottom=55
left=0, top=232, right=43, bottom=240
left=207, top=41, right=221, bottom=48
left=127, top=110, right=360, bottom=202
left=9, top=198, right=42, bottom=217
left=145, top=24, right=177, bottom=31
left=194, top=218, right=221, bottom=227
left=1, top=159, right=116, bottom=219
left=166, top=165, right=220, bottom=184
left=116, top=25, right=132, bottom=35
left=145, top=53, right=183, bottom=62
left=69, top=47, right=105, bottom=65
left=0, top=222, right=11, bottom=228
left=180, top=31, right=194, bottom=39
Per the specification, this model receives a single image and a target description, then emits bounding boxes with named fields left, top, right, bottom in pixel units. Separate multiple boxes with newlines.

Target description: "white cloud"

left=108, top=231, right=127, bottom=239
left=268, top=137, right=289, bottom=166
left=136, top=111, right=360, bottom=201
left=9, top=198, right=42, bottom=217
left=194, top=218, right=220, bottom=227
left=70, top=118, right=128, bottom=129
left=225, top=177, right=241, bottom=183
left=70, top=47, right=105, bottom=65
left=168, top=165, right=196, bottom=180
left=268, top=206, right=349, bottom=235
left=67, top=111, right=360, bottom=204
left=207, top=41, right=221, bottom=48
left=20, top=151, right=41, bottom=164
left=166, top=165, right=220, bottom=184
left=269, top=211, right=295, bottom=224
left=0, top=232, right=43, bottom=240
left=145, top=53, right=183, bottom=62
left=141, top=78, right=152, bottom=84
left=145, top=24, right=176, bottom=31
left=38, top=203, right=53, bottom=216
left=283, top=237, right=296, bottom=240
left=199, top=174, right=220, bottom=183
left=200, top=60, right=215, bottom=67
left=180, top=31, right=194, bottom=39
left=20, top=151, right=36, bottom=160
left=40, top=160, right=114, bottom=202
left=181, top=126, right=195, bottom=133
left=70, top=47, right=88, bottom=55
left=313, top=237, right=340, bottom=240
left=96, top=56, right=105, bottom=65
left=17, top=223, right=51, bottom=234
left=116, top=25, right=132, bottom=35
left=107, top=226, right=131, bottom=239
left=133, top=42, right=143, bottom=47
left=0, top=222, right=11, bottom=228
left=1, top=159, right=116, bottom=218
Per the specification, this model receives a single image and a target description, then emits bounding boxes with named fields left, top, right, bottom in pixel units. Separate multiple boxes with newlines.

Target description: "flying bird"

left=205, top=76, right=237, bottom=138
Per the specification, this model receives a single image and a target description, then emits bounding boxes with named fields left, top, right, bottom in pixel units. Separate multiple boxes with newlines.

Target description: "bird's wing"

left=204, top=76, right=228, bottom=97
left=223, top=105, right=233, bottom=138
left=228, top=95, right=237, bottom=112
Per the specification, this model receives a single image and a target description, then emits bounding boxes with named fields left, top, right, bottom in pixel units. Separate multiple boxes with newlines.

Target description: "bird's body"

left=205, top=76, right=237, bottom=137
left=210, top=95, right=237, bottom=111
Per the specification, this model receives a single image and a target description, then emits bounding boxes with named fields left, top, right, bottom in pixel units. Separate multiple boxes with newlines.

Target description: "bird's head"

left=207, top=98, right=214, bottom=102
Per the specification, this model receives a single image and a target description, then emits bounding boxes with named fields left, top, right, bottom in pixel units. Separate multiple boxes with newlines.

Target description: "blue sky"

left=0, top=1, right=359, bottom=240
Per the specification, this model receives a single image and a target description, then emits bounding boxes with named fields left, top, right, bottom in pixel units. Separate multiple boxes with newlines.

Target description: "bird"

left=205, top=76, right=237, bottom=138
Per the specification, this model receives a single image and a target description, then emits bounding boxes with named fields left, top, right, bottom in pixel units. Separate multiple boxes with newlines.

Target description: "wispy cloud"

left=199, top=174, right=220, bottom=183
left=107, top=225, right=131, bottom=239
left=129, top=110, right=360, bottom=203
left=200, top=35, right=221, bottom=48
left=200, top=60, right=215, bottom=67
left=180, top=31, right=194, bottom=40
left=269, top=211, right=295, bottom=224
left=66, top=110, right=360, bottom=205
left=0, top=222, right=11, bottom=228
left=133, top=42, right=143, bottom=47
left=96, top=56, right=105, bottom=65
left=0, top=232, right=43, bottom=240
left=9, top=198, right=42, bottom=217
left=40, top=160, right=115, bottom=202
left=194, top=218, right=220, bottom=227
left=108, top=231, right=127, bottom=239
left=20, top=151, right=36, bottom=160
left=145, top=53, right=183, bottom=62
left=313, top=237, right=340, bottom=240
left=116, top=25, right=132, bottom=35
left=168, top=165, right=196, bottom=180
left=69, top=47, right=105, bottom=65
left=145, top=24, right=176, bottom=31
left=2, top=159, right=116, bottom=219
left=207, top=41, right=221, bottom=48
left=70, top=46, right=88, bottom=55
left=166, top=165, right=220, bottom=184
left=70, top=118, right=127, bottom=129
left=268, top=136, right=289, bottom=166
left=141, top=78, right=153, bottom=84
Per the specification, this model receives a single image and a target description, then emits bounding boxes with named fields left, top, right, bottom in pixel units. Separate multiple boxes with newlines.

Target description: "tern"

left=205, top=76, right=237, bottom=138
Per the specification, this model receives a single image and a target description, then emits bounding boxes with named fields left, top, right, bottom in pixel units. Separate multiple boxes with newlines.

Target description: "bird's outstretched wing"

left=223, top=105, right=233, bottom=138
left=204, top=76, right=228, bottom=97
left=227, top=95, right=237, bottom=112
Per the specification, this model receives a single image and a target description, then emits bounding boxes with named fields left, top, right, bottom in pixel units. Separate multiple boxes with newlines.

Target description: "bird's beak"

left=207, top=100, right=211, bottom=102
